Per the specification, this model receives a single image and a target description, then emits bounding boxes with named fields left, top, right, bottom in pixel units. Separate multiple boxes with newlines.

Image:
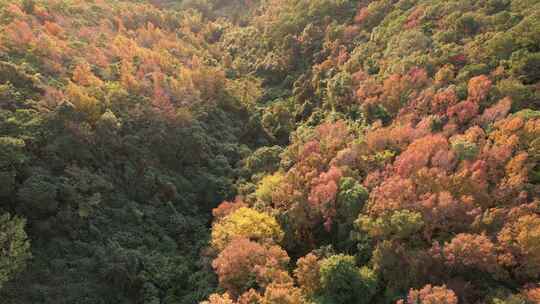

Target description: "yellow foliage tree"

left=211, top=207, right=284, bottom=251
left=262, top=283, right=305, bottom=304
left=65, top=82, right=101, bottom=122
left=255, top=172, right=285, bottom=205
left=498, top=214, right=540, bottom=277
left=200, top=293, right=235, bottom=304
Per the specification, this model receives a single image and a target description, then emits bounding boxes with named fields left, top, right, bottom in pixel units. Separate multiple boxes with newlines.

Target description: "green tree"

left=16, top=173, right=58, bottom=218
left=0, top=137, right=26, bottom=198
left=0, top=213, right=31, bottom=289
left=318, top=254, right=377, bottom=304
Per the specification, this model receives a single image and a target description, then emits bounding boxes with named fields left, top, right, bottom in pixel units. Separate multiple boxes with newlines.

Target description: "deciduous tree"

left=211, top=208, right=284, bottom=251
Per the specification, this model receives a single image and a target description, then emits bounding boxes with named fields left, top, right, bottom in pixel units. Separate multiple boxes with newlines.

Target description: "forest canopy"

left=0, top=0, right=539, bottom=303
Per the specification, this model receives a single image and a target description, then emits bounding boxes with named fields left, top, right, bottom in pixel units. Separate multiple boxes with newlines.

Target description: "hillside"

left=0, top=0, right=539, bottom=304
